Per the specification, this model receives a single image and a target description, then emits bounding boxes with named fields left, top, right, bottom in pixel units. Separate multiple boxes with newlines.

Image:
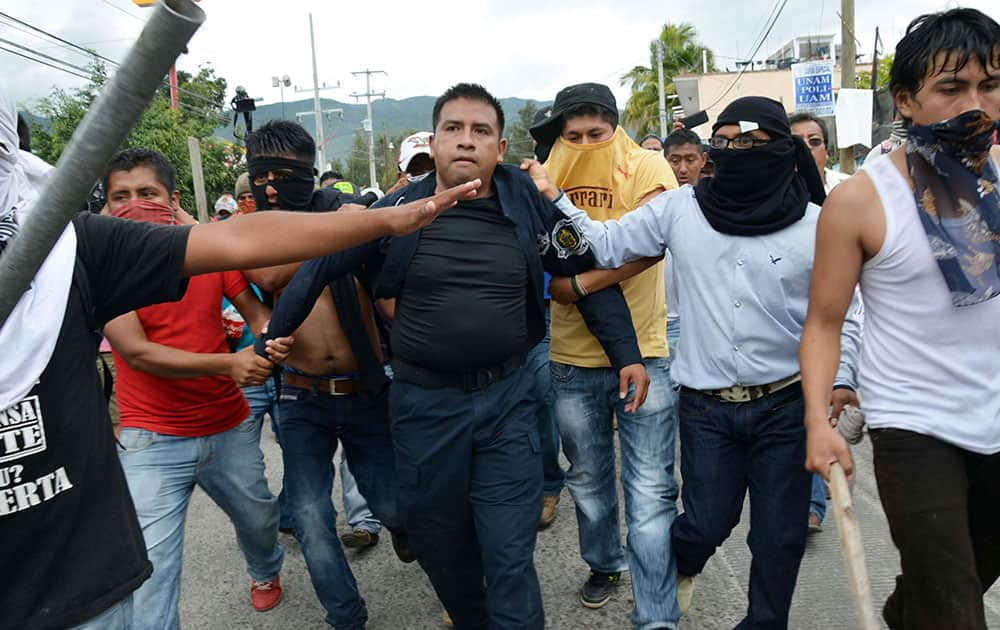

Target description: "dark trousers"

left=278, top=387, right=401, bottom=629
left=389, top=367, right=544, bottom=630
left=672, top=385, right=810, bottom=630
left=872, top=428, right=1000, bottom=630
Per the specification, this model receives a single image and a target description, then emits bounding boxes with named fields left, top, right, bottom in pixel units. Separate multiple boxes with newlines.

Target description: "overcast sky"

left=2, top=0, right=997, bottom=116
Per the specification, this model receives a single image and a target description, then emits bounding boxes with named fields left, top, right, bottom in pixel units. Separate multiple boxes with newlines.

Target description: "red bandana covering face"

left=111, top=199, right=178, bottom=225
left=237, top=197, right=256, bottom=215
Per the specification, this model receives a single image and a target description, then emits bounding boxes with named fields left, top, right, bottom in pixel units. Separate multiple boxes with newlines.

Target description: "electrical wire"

left=702, top=0, right=790, bottom=113
left=0, top=45, right=89, bottom=80
left=0, top=36, right=92, bottom=75
left=100, top=0, right=145, bottom=23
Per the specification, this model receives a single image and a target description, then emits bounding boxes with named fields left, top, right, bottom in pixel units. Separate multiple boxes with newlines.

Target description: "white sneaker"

left=678, top=574, right=695, bottom=614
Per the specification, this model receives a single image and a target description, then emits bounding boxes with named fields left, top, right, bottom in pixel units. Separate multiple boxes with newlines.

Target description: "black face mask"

left=247, top=156, right=315, bottom=211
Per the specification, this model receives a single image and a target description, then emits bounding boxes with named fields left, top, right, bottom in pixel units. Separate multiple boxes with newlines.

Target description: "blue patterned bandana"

left=906, top=109, right=1000, bottom=307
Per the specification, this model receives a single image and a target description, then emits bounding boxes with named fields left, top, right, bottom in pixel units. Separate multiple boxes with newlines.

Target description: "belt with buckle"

left=699, top=373, right=802, bottom=403
left=282, top=371, right=357, bottom=396
left=391, top=355, right=524, bottom=392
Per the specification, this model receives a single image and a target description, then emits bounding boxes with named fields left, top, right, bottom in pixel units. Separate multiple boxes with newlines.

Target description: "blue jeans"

left=525, top=303, right=565, bottom=496
left=672, top=385, right=810, bottom=630
left=340, top=457, right=381, bottom=533
left=118, top=417, right=284, bottom=630
left=242, top=379, right=294, bottom=530
left=552, top=357, right=680, bottom=630
left=390, top=367, right=544, bottom=630
left=278, top=387, right=401, bottom=629
left=68, top=594, right=133, bottom=630
left=810, top=474, right=827, bottom=522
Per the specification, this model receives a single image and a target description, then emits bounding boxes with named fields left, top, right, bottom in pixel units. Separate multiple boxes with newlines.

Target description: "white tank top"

left=859, top=156, right=1000, bottom=454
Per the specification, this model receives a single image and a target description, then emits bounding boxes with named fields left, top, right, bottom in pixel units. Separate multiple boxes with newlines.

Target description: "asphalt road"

left=179, top=424, right=1000, bottom=629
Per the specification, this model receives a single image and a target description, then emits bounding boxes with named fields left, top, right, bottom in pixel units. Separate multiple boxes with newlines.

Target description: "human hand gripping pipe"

left=0, top=0, right=205, bottom=326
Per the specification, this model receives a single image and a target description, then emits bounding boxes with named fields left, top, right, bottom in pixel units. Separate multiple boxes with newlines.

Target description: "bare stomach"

left=280, top=285, right=382, bottom=376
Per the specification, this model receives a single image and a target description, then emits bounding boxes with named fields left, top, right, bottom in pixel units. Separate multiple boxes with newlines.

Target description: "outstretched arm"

left=521, top=159, right=670, bottom=268
left=549, top=257, right=662, bottom=305
left=182, top=179, right=480, bottom=277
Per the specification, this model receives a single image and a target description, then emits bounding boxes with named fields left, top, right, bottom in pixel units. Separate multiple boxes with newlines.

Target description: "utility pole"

left=839, top=0, right=856, bottom=174
left=294, top=14, right=340, bottom=172
left=351, top=68, right=387, bottom=189
left=702, top=48, right=709, bottom=74
left=656, top=41, right=667, bottom=139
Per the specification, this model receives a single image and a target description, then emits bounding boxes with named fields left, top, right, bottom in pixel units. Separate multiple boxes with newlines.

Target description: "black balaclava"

left=247, top=156, right=315, bottom=211
left=693, top=96, right=826, bottom=236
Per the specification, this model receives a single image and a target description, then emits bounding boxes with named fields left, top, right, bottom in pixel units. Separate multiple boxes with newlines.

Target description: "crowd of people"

left=2, top=7, right=999, bottom=630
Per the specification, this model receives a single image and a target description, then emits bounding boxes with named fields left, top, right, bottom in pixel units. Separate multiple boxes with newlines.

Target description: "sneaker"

left=580, top=571, right=620, bottom=609
left=808, top=512, right=823, bottom=533
left=391, top=530, right=417, bottom=563
left=539, top=495, right=560, bottom=529
left=441, top=608, right=453, bottom=628
left=677, top=574, right=695, bottom=614
left=340, top=529, right=379, bottom=549
left=250, top=575, right=283, bottom=612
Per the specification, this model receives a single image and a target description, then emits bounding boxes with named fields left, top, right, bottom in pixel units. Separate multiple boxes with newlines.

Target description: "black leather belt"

left=391, top=355, right=525, bottom=392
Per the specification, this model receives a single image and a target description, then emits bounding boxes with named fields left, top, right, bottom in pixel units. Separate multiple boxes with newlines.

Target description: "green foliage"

left=856, top=54, right=893, bottom=90
left=345, top=129, right=379, bottom=189
left=504, top=100, right=538, bottom=165
left=621, top=23, right=716, bottom=138
left=29, top=61, right=239, bottom=217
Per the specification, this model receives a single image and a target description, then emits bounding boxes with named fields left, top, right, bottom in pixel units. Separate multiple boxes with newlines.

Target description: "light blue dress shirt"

left=556, top=185, right=862, bottom=391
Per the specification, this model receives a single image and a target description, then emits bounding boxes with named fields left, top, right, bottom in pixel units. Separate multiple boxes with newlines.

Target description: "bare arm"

left=104, top=311, right=273, bottom=386
left=550, top=257, right=663, bottom=305
left=243, top=263, right=302, bottom=293
left=799, top=179, right=870, bottom=480
left=229, top=285, right=271, bottom=338
left=182, top=179, right=480, bottom=277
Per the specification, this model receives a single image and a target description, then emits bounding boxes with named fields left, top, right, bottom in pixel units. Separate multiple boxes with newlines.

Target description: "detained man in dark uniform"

left=257, top=83, right=649, bottom=629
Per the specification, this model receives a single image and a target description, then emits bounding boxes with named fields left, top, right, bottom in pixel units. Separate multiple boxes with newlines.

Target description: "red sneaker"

left=250, top=575, right=283, bottom=612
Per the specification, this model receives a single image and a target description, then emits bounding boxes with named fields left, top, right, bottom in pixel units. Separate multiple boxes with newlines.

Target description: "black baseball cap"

left=529, top=83, right=619, bottom=149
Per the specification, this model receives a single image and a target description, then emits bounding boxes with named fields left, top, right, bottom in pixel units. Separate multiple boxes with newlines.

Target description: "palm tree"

left=621, top=23, right=716, bottom=137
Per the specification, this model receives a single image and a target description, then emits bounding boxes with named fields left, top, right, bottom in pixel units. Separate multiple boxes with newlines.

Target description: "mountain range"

left=218, top=95, right=551, bottom=164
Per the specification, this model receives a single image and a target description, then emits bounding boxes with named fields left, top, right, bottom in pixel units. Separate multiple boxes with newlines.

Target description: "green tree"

left=30, top=61, right=238, bottom=217
left=504, top=100, right=538, bottom=164
left=856, top=54, right=893, bottom=90
left=621, top=23, right=716, bottom=138
left=346, top=129, right=384, bottom=189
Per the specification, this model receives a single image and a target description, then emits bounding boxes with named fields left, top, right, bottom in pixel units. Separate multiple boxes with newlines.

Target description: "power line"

left=703, top=0, right=790, bottom=112
left=0, top=11, right=220, bottom=111
left=0, top=36, right=91, bottom=75
left=0, top=45, right=89, bottom=80
left=100, top=0, right=145, bottom=22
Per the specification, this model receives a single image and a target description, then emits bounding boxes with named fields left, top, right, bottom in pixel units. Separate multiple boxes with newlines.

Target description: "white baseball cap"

left=214, top=194, right=237, bottom=214
left=398, top=132, right=433, bottom=173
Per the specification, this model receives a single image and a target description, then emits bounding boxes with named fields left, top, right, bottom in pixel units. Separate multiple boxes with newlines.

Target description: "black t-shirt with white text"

left=1, top=213, right=190, bottom=630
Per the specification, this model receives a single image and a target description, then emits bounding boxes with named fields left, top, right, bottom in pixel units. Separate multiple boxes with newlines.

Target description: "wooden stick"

left=829, top=461, right=881, bottom=630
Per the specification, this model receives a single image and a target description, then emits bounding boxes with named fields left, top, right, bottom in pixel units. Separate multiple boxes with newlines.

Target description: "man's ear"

left=497, top=137, right=508, bottom=163
left=892, top=87, right=915, bottom=122
left=171, top=191, right=181, bottom=209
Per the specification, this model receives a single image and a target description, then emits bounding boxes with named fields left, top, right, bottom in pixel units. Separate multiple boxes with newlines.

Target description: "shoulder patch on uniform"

left=551, top=219, right=589, bottom=259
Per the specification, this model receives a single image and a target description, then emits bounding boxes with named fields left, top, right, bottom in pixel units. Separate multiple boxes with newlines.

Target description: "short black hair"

left=246, top=119, right=316, bottom=163
left=318, top=170, right=338, bottom=183
left=432, top=83, right=505, bottom=136
left=664, top=129, right=705, bottom=153
left=103, top=147, right=176, bottom=197
left=562, top=103, right=617, bottom=127
left=638, top=133, right=662, bottom=146
left=890, top=8, right=1000, bottom=100
left=788, top=112, right=829, bottom=146
left=16, top=113, right=30, bottom=152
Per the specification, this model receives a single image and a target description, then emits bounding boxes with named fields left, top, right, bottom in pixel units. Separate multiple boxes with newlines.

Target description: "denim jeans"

left=118, top=416, right=284, bottom=630
left=68, top=594, right=133, bottom=630
left=552, top=357, right=679, bottom=630
left=872, top=428, right=1000, bottom=630
left=810, top=474, right=827, bottom=522
left=242, top=378, right=294, bottom=530
left=390, top=367, right=544, bottom=630
left=525, top=303, right=565, bottom=496
left=672, top=385, right=810, bottom=630
left=340, top=457, right=381, bottom=533
left=278, top=387, right=401, bottom=629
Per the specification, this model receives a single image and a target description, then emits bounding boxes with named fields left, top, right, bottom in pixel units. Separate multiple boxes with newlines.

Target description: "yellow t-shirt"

left=545, top=126, right=677, bottom=367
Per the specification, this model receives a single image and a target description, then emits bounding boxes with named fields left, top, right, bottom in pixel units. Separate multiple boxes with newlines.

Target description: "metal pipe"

left=0, top=0, right=206, bottom=326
